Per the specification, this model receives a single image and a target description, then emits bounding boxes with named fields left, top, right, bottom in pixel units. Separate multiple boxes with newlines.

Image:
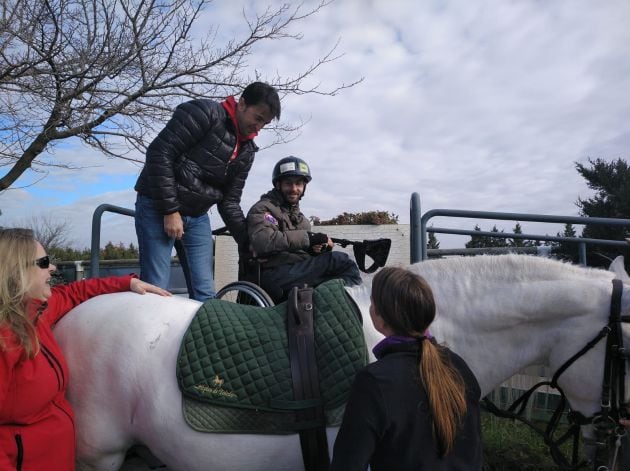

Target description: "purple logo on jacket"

left=264, top=212, right=278, bottom=225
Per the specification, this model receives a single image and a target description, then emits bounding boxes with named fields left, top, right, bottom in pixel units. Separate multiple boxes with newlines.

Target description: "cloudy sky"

left=1, top=0, right=629, bottom=250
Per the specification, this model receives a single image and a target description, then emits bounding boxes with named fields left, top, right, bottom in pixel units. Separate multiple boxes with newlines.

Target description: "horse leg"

left=114, top=446, right=166, bottom=471
left=76, top=452, right=126, bottom=471
left=72, top=400, right=134, bottom=471
left=62, top=337, right=138, bottom=470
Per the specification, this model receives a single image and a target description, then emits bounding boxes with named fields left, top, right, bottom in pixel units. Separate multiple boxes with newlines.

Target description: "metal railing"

left=88, top=203, right=240, bottom=295
left=88, top=203, right=193, bottom=294
left=409, top=192, right=630, bottom=265
left=90, top=204, right=135, bottom=278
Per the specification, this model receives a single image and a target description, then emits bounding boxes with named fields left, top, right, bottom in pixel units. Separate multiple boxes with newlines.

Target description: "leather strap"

left=287, top=286, right=330, bottom=471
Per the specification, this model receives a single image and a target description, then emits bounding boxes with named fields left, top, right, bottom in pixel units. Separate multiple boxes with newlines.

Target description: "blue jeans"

left=135, top=194, right=215, bottom=301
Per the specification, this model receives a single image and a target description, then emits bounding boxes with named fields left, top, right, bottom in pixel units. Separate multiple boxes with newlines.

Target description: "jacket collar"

left=26, top=299, right=47, bottom=323
left=373, top=336, right=422, bottom=359
left=221, top=96, right=258, bottom=143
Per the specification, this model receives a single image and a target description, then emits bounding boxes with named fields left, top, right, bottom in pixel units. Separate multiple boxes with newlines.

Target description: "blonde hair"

left=0, top=228, right=40, bottom=358
left=371, top=266, right=467, bottom=456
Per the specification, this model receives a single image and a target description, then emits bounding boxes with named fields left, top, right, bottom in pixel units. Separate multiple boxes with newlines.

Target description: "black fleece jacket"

left=330, top=341, right=483, bottom=471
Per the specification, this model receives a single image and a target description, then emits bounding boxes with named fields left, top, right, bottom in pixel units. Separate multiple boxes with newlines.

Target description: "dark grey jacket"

left=247, top=189, right=312, bottom=268
left=330, top=341, right=483, bottom=471
left=134, top=99, right=257, bottom=244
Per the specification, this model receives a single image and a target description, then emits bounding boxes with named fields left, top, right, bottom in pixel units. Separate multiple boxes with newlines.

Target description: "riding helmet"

left=272, top=156, right=312, bottom=186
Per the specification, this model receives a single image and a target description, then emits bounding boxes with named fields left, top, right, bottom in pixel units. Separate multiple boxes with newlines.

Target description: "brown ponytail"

left=420, top=339, right=467, bottom=455
left=371, top=266, right=467, bottom=455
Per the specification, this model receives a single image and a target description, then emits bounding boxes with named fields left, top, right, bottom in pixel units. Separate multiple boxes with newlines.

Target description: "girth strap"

left=287, top=286, right=330, bottom=471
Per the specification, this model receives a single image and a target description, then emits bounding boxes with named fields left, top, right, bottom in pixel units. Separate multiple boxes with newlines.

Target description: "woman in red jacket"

left=0, top=228, right=170, bottom=470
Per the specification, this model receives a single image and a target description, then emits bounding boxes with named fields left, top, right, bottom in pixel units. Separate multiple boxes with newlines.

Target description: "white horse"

left=54, top=254, right=630, bottom=470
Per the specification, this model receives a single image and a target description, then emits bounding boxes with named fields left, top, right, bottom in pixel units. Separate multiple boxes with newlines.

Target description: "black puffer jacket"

left=134, top=99, right=257, bottom=244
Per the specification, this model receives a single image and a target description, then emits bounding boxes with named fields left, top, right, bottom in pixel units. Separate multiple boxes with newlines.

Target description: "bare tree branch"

left=0, top=0, right=362, bottom=190
left=21, top=214, right=74, bottom=249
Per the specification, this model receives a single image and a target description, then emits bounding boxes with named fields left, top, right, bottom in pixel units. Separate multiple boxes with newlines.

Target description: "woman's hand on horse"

left=130, top=278, right=172, bottom=296
left=620, top=418, right=630, bottom=429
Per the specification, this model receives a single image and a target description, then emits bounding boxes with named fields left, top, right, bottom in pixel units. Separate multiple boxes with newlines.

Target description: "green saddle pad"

left=176, top=279, right=367, bottom=434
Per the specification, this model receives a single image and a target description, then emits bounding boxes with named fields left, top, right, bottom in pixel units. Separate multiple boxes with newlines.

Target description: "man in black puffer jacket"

left=134, top=82, right=280, bottom=301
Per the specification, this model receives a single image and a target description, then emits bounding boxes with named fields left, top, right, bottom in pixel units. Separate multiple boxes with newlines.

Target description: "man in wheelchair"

left=244, top=156, right=362, bottom=303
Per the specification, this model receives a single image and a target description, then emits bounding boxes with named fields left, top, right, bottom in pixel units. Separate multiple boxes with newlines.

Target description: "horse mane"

left=345, top=254, right=616, bottom=333
left=407, top=254, right=613, bottom=284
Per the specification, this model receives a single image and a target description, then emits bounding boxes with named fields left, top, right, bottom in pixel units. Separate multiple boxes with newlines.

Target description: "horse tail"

left=419, top=339, right=467, bottom=456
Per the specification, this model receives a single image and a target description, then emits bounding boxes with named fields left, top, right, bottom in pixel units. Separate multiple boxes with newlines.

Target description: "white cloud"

left=2, top=0, right=629, bottom=251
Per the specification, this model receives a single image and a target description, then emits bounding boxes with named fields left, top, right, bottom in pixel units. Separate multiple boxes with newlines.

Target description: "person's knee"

left=344, top=264, right=362, bottom=286
left=331, top=251, right=357, bottom=269
left=259, top=274, right=287, bottom=304
left=328, top=252, right=362, bottom=285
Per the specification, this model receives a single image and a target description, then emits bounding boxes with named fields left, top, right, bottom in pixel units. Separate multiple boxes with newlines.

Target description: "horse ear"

left=609, top=256, right=630, bottom=282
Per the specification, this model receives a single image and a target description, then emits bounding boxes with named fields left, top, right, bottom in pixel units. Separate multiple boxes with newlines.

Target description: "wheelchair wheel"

left=215, top=281, right=275, bottom=307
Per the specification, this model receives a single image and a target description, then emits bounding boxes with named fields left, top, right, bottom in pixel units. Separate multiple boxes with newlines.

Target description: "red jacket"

left=0, top=275, right=134, bottom=471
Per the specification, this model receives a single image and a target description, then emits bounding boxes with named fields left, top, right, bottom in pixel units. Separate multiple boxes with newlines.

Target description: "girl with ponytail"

left=330, top=266, right=483, bottom=470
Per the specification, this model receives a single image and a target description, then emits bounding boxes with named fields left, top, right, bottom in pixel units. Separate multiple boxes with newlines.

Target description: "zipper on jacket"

left=225, top=156, right=234, bottom=175
left=40, top=344, right=64, bottom=390
left=14, top=434, right=23, bottom=471
left=225, top=142, right=241, bottom=175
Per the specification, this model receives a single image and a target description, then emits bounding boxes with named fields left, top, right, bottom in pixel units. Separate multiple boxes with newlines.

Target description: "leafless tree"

left=22, top=214, right=74, bottom=249
left=0, top=0, right=360, bottom=190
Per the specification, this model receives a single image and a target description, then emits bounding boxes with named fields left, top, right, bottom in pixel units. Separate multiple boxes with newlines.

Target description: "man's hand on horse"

left=130, top=278, right=172, bottom=296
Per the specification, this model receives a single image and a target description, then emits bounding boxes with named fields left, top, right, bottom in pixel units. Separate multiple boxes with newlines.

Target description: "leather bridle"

left=483, top=279, right=630, bottom=470
left=589, top=279, right=629, bottom=470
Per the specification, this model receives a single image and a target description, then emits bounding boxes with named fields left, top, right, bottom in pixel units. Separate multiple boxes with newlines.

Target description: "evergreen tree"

left=509, top=222, right=534, bottom=247
left=465, top=225, right=487, bottom=249
left=101, top=241, right=140, bottom=260
left=577, top=158, right=630, bottom=225
left=48, top=242, right=139, bottom=262
left=488, top=225, right=508, bottom=247
left=427, top=231, right=440, bottom=250
left=575, top=158, right=630, bottom=267
left=466, top=225, right=509, bottom=248
left=553, top=223, right=580, bottom=263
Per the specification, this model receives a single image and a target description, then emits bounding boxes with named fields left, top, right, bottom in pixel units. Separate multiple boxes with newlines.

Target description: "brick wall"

left=213, top=224, right=411, bottom=290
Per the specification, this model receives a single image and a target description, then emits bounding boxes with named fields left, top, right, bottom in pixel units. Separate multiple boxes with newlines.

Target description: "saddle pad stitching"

left=177, top=279, right=367, bottom=414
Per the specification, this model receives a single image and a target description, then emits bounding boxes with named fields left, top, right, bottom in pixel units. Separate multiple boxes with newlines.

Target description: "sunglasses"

left=34, top=255, right=51, bottom=269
